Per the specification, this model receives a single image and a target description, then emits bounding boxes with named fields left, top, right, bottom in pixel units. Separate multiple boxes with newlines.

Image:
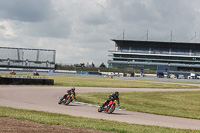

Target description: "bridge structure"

left=0, top=47, right=56, bottom=69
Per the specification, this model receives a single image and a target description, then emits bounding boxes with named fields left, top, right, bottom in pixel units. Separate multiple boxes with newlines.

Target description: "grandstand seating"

left=109, top=39, right=200, bottom=71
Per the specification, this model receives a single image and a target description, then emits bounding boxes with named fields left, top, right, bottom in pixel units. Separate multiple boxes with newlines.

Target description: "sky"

left=0, top=0, right=200, bottom=66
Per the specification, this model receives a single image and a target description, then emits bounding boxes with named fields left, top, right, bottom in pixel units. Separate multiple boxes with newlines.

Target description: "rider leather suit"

left=60, top=88, right=76, bottom=101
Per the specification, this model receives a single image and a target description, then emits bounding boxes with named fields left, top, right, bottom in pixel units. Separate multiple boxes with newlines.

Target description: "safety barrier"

left=0, top=75, right=54, bottom=85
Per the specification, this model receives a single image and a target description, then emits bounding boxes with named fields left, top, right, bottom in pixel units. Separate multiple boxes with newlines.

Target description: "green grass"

left=1, top=75, right=200, bottom=132
left=44, top=75, right=199, bottom=88
left=77, top=91, right=200, bottom=119
left=2, top=74, right=199, bottom=88
left=0, top=106, right=199, bottom=133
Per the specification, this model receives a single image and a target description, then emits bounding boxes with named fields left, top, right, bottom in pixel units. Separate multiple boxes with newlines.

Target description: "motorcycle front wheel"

left=98, top=106, right=103, bottom=112
left=58, top=100, right=62, bottom=104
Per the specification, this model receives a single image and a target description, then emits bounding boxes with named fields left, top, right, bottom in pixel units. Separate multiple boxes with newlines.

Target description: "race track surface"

left=1, top=86, right=200, bottom=130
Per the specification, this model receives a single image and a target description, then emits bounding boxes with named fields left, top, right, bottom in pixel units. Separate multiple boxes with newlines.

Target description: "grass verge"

left=0, top=106, right=199, bottom=133
left=45, top=75, right=198, bottom=88
left=1, top=74, right=199, bottom=88
left=77, top=91, right=200, bottom=119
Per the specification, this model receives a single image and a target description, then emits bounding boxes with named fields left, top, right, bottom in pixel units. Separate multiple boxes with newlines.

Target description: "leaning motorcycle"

left=58, top=94, right=75, bottom=105
left=98, top=99, right=118, bottom=114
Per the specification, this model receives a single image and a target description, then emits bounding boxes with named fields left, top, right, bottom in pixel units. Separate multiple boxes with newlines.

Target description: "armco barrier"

left=0, top=76, right=54, bottom=85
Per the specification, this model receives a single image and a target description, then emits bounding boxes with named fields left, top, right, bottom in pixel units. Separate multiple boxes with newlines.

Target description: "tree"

left=99, top=63, right=106, bottom=68
left=92, top=62, right=95, bottom=67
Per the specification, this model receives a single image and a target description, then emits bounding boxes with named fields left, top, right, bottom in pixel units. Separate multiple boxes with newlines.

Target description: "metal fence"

left=0, top=47, right=56, bottom=69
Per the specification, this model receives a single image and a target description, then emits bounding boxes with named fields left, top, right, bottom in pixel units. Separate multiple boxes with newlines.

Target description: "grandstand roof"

left=112, top=39, right=200, bottom=49
left=0, top=47, right=56, bottom=51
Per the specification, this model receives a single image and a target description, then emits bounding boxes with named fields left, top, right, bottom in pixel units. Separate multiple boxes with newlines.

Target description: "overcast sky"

left=0, top=0, right=200, bottom=66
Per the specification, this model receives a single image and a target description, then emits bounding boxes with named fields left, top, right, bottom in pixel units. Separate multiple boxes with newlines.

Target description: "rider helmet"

left=115, top=91, right=119, bottom=96
left=71, top=87, right=75, bottom=92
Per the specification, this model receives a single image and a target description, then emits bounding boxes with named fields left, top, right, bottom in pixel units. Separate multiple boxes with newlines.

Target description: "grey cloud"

left=106, top=0, right=200, bottom=41
left=1, top=0, right=200, bottom=65
left=81, top=12, right=108, bottom=26
left=24, top=18, right=72, bottom=38
left=0, top=0, right=53, bottom=22
left=80, top=6, right=109, bottom=26
left=0, top=25, right=6, bottom=30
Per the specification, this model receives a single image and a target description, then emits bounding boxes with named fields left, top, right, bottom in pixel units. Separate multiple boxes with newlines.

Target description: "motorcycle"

left=10, top=71, right=16, bottom=75
left=58, top=94, right=75, bottom=105
left=33, top=71, right=39, bottom=76
left=98, top=99, right=118, bottom=114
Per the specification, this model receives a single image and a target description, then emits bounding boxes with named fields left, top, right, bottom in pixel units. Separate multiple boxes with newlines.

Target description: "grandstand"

left=0, top=47, right=56, bottom=69
left=108, top=40, right=200, bottom=72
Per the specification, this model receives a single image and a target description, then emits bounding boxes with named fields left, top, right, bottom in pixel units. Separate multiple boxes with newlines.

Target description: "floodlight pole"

left=170, top=31, right=172, bottom=42
left=22, top=51, right=24, bottom=66
left=123, top=29, right=125, bottom=40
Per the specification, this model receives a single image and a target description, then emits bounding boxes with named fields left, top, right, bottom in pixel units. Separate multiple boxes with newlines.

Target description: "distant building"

left=108, top=39, right=200, bottom=72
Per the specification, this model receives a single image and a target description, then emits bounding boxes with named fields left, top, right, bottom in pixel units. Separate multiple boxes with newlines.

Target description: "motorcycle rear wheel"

left=65, top=99, right=71, bottom=105
left=108, top=105, right=115, bottom=114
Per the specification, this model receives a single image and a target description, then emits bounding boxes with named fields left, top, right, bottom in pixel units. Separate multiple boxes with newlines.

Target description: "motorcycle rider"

left=60, top=87, right=76, bottom=101
left=101, top=91, right=120, bottom=108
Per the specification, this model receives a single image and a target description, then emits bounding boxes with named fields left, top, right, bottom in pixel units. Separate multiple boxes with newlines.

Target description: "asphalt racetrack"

left=1, top=86, right=200, bottom=130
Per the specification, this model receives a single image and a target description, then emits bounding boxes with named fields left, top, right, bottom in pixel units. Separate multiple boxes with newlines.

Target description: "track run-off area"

left=1, top=86, right=200, bottom=130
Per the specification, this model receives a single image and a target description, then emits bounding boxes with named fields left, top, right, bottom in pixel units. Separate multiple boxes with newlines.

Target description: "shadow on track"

left=65, top=104, right=80, bottom=106
left=107, top=112, right=128, bottom=115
